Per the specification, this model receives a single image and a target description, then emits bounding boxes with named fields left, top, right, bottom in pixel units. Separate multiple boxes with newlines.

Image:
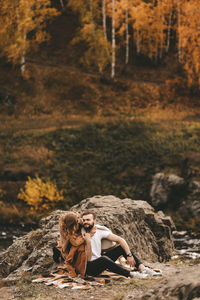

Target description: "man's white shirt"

left=90, top=227, right=110, bottom=261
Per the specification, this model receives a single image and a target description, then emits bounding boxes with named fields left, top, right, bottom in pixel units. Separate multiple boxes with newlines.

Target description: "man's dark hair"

left=81, top=210, right=97, bottom=219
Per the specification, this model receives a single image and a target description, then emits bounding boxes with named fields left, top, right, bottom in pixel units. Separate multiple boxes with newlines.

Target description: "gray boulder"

left=73, top=195, right=175, bottom=261
left=150, top=172, right=200, bottom=217
left=187, top=181, right=200, bottom=216
left=0, top=195, right=175, bottom=280
left=150, top=173, right=185, bottom=207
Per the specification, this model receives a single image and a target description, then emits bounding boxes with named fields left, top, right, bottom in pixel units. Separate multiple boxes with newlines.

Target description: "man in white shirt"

left=81, top=210, right=147, bottom=278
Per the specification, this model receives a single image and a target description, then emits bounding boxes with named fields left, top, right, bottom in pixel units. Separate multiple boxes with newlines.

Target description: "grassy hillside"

left=1, top=116, right=200, bottom=231
left=0, top=7, right=200, bottom=231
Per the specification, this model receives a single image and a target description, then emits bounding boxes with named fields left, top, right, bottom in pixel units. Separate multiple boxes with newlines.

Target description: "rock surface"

left=0, top=195, right=175, bottom=280
left=123, top=262, right=200, bottom=300
left=150, top=172, right=200, bottom=217
left=187, top=181, right=200, bottom=216
left=73, top=195, right=175, bottom=261
left=150, top=173, right=185, bottom=207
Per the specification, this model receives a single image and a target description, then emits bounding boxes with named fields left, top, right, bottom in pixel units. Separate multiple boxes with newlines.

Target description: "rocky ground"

left=0, top=259, right=200, bottom=300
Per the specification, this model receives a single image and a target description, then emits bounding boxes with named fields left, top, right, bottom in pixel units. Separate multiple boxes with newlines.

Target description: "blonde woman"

left=56, top=212, right=90, bottom=277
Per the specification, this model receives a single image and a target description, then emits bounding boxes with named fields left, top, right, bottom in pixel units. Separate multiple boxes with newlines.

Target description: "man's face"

left=82, top=214, right=96, bottom=231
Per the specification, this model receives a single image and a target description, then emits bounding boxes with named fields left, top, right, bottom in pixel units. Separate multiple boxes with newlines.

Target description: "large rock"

left=73, top=196, right=175, bottom=261
left=0, top=195, right=175, bottom=280
left=150, top=173, right=185, bottom=208
left=187, top=181, right=200, bottom=216
left=150, top=172, right=200, bottom=217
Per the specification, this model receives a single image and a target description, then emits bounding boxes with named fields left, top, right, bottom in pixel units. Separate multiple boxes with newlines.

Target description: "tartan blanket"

left=32, top=266, right=128, bottom=290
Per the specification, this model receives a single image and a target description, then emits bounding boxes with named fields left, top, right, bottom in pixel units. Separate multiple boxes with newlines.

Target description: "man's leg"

left=104, top=245, right=142, bottom=269
left=86, top=255, right=130, bottom=277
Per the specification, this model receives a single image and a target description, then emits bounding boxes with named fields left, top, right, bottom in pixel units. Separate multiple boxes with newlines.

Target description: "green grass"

left=1, top=118, right=200, bottom=230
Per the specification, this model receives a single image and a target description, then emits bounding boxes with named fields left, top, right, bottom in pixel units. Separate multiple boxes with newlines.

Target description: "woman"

left=56, top=211, right=89, bottom=277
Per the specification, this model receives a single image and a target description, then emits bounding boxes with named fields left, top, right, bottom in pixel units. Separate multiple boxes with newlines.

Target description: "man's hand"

left=82, top=232, right=91, bottom=243
left=126, top=256, right=136, bottom=267
left=105, top=233, right=137, bottom=268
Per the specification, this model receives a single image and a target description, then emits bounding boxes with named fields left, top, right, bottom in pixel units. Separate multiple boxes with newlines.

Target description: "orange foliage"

left=178, top=0, right=200, bottom=88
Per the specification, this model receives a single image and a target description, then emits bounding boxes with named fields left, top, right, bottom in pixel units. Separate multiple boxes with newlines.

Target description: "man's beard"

left=83, top=222, right=94, bottom=232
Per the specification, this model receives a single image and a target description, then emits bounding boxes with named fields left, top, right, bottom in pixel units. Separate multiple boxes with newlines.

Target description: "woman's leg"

left=52, top=247, right=64, bottom=263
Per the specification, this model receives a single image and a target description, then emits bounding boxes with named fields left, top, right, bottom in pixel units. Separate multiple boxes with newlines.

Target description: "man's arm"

left=106, top=233, right=136, bottom=267
left=82, top=233, right=92, bottom=261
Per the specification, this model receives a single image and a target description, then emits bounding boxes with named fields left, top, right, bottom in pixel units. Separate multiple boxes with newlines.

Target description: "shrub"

left=0, top=201, right=26, bottom=224
left=0, top=188, right=5, bottom=200
left=18, top=176, right=63, bottom=213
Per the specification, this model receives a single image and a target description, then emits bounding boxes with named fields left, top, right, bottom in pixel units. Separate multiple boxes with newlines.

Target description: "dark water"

left=0, top=225, right=200, bottom=260
left=0, top=224, right=38, bottom=254
left=172, top=230, right=200, bottom=260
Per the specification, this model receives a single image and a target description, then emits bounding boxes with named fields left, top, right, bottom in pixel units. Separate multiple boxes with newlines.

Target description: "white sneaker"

left=130, top=271, right=148, bottom=279
left=144, top=267, right=162, bottom=276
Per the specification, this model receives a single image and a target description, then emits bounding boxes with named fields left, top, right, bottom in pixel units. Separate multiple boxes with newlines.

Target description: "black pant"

left=85, top=245, right=142, bottom=278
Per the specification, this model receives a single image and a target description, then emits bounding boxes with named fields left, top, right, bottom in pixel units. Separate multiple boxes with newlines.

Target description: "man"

left=81, top=210, right=150, bottom=278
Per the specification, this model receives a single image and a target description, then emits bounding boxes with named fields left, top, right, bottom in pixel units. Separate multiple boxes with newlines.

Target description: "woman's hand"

left=82, top=232, right=91, bottom=243
left=82, top=233, right=92, bottom=261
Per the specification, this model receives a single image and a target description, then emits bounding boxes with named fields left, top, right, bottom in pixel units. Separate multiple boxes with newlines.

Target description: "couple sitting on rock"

left=53, top=210, right=161, bottom=279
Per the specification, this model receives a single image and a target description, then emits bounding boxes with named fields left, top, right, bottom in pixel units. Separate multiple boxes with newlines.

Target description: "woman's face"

left=77, top=216, right=83, bottom=225
left=74, top=212, right=83, bottom=226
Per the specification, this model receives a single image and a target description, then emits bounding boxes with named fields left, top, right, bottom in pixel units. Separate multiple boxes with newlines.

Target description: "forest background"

left=0, top=0, right=200, bottom=232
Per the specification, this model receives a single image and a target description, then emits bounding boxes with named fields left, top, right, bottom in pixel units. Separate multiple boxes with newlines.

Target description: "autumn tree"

left=166, top=0, right=175, bottom=53
left=176, top=0, right=182, bottom=63
left=0, top=0, right=194, bottom=85
left=102, top=0, right=108, bottom=40
left=177, top=0, right=200, bottom=87
left=111, top=0, right=116, bottom=78
left=129, top=0, right=173, bottom=63
left=106, top=0, right=129, bottom=76
left=68, top=0, right=200, bottom=86
left=0, top=0, right=58, bottom=75
left=112, top=0, right=131, bottom=64
left=68, top=0, right=111, bottom=74
left=124, top=0, right=130, bottom=64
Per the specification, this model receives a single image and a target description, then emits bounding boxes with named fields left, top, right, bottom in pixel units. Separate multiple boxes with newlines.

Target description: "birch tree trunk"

left=59, top=0, right=65, bottom=11
left=16, top=6, right=26, bottom=75
left=125, top=0, right=129, bottom=64
left=111, top=0, right=115, bottom=79
left=159, top=10, right=164, bottom=59
left=152, top=0, right=158, bottom=63
left=166, top=1, right=173, bottom=52
left=102, top=0, right=107, bottom=40
left=155, top=30, right=159, bottom=63
left=177, top=0, right=181, bottom=63
left=90, top=0, right=93, bottom=19
left=136, top=27, right=140, bottom=54
left=20, top=35, right=26, bottom=75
